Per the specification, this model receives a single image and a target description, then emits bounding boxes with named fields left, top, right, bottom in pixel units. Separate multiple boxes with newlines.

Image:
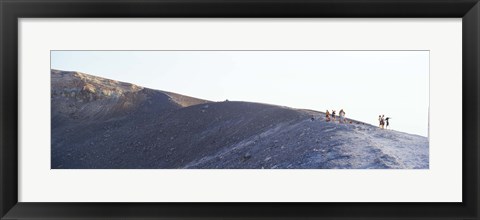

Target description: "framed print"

left=1, top=0, right=479, bottom=219
left=49, top=50, right=430, bottom=170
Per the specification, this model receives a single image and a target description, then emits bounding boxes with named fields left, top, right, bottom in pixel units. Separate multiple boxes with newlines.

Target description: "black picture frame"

left=1, top=0, right=479, bottom=219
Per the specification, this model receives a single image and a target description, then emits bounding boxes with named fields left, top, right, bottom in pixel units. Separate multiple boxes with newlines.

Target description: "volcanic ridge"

left=51, top=69, right=429, bottom=169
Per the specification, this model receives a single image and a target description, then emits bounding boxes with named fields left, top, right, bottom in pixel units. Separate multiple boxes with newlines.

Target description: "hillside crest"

left=51, top=70, right=429, bottom=169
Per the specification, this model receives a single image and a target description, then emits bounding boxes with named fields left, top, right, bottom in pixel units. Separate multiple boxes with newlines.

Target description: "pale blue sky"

left=51, top=51, right=429, bottom=137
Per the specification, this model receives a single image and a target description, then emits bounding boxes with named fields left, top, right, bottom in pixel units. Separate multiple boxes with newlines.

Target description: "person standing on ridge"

left=381, top=115, right=385, bottom=129
left=378, top=115, right=383, bottom=129
left=385, top=117, right=391, bottom=129
left=325, top=110, right=331, bottom=122
left=331, top=110, right=336, bottom=122
left=339, top=109, right=346, bottom=123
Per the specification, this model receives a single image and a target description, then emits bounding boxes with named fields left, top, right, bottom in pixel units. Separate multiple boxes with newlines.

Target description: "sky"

left=51, top=50, right=429, bottom=137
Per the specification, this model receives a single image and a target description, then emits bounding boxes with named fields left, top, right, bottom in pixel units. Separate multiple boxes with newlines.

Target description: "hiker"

left=325, top=110, right=331, bottom=122
left=378, top=115, right=383, bottom=129
left=331, top=110, right=336, bottom=122
left=339, top=109, right=346, bottom=123
left=385, top=117, right=391, bottom=129
left=339, top=109, right=344, bottom=123
left=381, top=115, right=385, bottom=129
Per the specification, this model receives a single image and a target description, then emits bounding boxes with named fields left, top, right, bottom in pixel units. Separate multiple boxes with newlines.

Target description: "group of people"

left=325, top=109, right=348, bottom=123
left=314, top=109, right=392, bottom=129
left=378, top=115, right=391, bottom=129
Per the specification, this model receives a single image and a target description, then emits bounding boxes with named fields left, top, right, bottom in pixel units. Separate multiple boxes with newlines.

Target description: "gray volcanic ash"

left=51, top=70, right=429, bottom=169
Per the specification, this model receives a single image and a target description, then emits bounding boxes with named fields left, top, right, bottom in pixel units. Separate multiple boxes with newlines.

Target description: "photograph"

left=3, top=0, right=477, bottom=218
left=51, top=50, right=429, bottom=169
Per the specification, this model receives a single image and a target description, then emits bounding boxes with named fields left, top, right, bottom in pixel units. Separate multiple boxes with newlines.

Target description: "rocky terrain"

left=51, top=69, right=429, bottom=169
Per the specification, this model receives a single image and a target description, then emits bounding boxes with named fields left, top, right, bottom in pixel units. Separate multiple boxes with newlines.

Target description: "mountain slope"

left=51, top=70, right=429, bottom=169
left=51, top=70, right=208, bottom=124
